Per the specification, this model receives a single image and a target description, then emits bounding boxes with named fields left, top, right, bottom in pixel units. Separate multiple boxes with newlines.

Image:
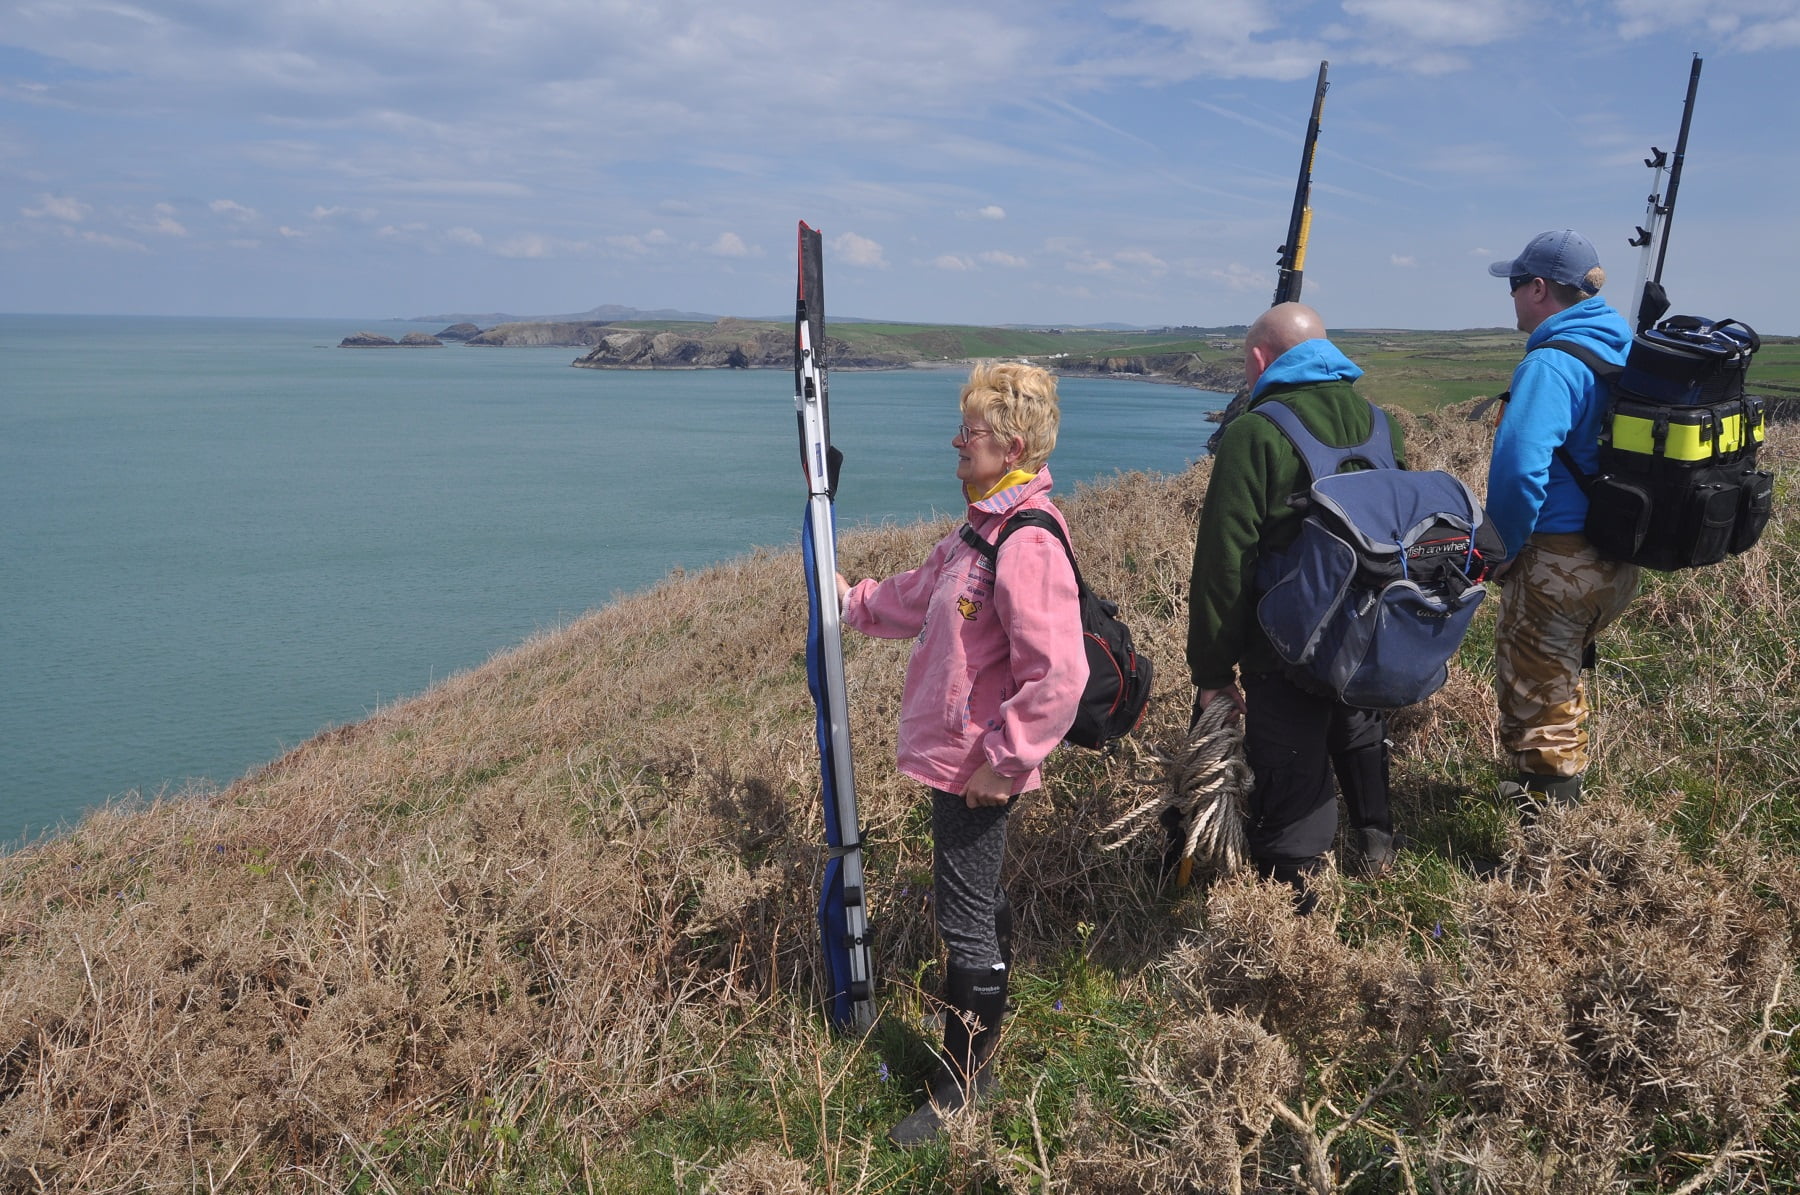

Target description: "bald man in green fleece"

left=1184, top=302, right=1401, bottom=903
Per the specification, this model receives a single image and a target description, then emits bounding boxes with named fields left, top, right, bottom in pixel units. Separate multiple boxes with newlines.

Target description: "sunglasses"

left=1509, top=274, right=1537, bottom=293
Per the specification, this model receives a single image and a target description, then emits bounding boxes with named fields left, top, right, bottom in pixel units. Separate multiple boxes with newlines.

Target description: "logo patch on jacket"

left=956, top=595, right=982, bottom=620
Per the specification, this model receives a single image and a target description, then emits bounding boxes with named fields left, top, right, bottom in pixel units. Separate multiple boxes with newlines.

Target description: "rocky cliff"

left=340, top=331, right=443, bottom=347
left=464, top=322, right=615, bottom=347
left=571, top=320, right=896, bottom=371
left=1057, top=351, right=1242, bottom=393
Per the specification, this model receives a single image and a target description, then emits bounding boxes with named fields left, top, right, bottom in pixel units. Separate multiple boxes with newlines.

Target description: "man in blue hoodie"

left=1484, top=229, right=1640, bottom=811
left=1186, top=302, right=1398, bottom=903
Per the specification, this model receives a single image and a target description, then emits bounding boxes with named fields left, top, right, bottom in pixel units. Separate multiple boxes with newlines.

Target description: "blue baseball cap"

left=1487, top=229, right=1601, bottom=294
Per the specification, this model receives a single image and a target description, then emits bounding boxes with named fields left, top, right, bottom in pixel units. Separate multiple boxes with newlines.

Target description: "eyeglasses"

left=956, top=423, right=994, bottom=442
left=1509, top=274, right=1537, bottom=294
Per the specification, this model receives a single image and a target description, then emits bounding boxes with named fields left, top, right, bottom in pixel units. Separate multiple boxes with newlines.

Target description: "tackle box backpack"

left=960, top=510, right=1153, bottom=751
left=1253, top=402, right=1504, bottom=710
left=1542, top=315, right=1772, bottom=571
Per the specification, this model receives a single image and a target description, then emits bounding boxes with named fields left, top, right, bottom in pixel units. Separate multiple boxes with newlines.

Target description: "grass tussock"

left=1, top=402, right=1797, bottom=1192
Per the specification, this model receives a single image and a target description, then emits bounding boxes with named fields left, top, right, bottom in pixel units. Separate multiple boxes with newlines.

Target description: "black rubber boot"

left=1332, top=741, right=1395, bottom=877
left=1156, top=805, right=1188, bottom=882
left=889, top=964, right=1008, bottom=1148
left=1524, top=772, right=1583, bottom=804
left=1260, top=857, right=1324, bottom=916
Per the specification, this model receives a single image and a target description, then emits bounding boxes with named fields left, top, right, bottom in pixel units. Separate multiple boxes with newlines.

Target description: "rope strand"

left=1100, top=697, right=1251, bottom=880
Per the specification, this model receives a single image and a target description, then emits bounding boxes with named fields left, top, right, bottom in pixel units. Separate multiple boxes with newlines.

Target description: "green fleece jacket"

left=1186, top=378, right=1406, bottom=690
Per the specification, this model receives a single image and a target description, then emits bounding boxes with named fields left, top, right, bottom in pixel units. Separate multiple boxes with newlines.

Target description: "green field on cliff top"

left=610, top=318, right=1800, bottom=413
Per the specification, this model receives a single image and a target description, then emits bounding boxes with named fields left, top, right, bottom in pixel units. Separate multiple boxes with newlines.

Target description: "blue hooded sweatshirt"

left=1251, top=336, right=1364, bottom=397
left=1486, top=297, right=1633, bottom=558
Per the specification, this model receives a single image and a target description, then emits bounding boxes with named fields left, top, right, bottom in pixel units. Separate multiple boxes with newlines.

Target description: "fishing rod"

left=794, top=222, right=875, bottom=1032
left=1208, top=60, right=1329, bottom=452
left=1273, top=60, right=1330, bottom=307
left=1628, top=54, right=1702, bottom=333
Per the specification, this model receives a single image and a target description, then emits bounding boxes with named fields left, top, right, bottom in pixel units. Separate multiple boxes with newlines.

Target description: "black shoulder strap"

left=1534, top=339, right=1622, bottom=492
left=1468, top=339, right=1622, bottom=429
left=959, top=508, right=1084, bottom=589
left=1538, top=338, right=1621, bottom=381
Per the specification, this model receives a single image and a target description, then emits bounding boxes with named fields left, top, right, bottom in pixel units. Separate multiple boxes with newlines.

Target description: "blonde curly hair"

left=960, top=362, right=1060, bottom=473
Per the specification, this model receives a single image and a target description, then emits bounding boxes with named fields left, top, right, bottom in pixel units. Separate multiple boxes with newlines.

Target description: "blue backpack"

left=1253, top=401, right=1502, bottom=710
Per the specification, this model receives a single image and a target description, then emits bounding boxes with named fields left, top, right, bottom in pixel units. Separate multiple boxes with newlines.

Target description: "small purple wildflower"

left=1054, top=1000, right=1064, bottom=1012
left=1432, top=921, right=1443, bottom=939
left=877, top=1061, right=890, bottom=1082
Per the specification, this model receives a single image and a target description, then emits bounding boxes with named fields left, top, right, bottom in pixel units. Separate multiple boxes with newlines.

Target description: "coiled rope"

left=1100, top=696, right=1252, bottom=884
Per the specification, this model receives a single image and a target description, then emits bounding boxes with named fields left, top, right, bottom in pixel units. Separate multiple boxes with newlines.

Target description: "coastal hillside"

left=420, top=315, right=1800, bottom=418
left=0, top=405, right=1795, bottom=1192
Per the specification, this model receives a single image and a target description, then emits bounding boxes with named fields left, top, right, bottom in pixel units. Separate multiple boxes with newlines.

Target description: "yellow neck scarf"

left=967, top=468, right=1037, bottom=505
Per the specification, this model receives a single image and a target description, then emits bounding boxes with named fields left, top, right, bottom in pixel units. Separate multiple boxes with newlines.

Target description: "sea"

left=0, top=314, right=1226, bottom=848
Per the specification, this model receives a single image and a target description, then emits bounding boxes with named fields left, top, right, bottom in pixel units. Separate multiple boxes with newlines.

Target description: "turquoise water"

left=0, top=314, right=1223, bottom=846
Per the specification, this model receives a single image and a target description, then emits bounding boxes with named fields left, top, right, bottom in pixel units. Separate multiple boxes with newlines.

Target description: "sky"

left=2, top=1, right=1798, bottom=332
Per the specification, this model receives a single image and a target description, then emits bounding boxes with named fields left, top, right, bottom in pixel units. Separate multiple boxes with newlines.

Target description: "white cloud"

left=1341, top=0, right=1527, bottom=46
left=708, top=231, right=752, bottom=257
left=146, top=203, right=187, bottom=236
left=607, top=229, right=676, bottom=255
left=446, top=226, right=484, bottom=247
left=1612, top=0, right=1800, bottom=48
left=277, top=226, right=305, bottom=238
left=497, top=234, right=552, bottom=259
left=309, top=205, right=381, bottom=223
left=1729, top=13, right=1800, bottom=50
left=978, top=250, right=1028, bottom=268
left=1116, top=249, right=1168, bottom=274
left=933, top=254, right=973, bottom=270
left=1209, top=262, right=1268, bottom=293
left=24, top=193, right=88, bottom=222
left=978, top=205, right=1006, bottom=220
left=1391, top=254, right=1417, bottom=267
left=1050, top=240, right=1165, bottom=276
left=210, top=199, right=257, bottom=220
left=832, top=232, right=888, bottom=268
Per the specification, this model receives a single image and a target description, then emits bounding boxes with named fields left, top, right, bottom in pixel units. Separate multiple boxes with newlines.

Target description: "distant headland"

left=341, top=307, right=1251, bottom=392
left=339, top=330, right=444, bottom=347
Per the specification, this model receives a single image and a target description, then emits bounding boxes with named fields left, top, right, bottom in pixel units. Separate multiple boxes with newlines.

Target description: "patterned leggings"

left=931, top=788, right=1011, bottom=971
left=1495, top=533, right=1641, bottom=778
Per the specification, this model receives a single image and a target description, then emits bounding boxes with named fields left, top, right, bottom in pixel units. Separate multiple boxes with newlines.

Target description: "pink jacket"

left=843, top=468, right=1088, bottom=795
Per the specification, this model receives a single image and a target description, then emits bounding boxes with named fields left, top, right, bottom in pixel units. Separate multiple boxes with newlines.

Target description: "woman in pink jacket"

left=836, top=361, right=1087, bottom=1146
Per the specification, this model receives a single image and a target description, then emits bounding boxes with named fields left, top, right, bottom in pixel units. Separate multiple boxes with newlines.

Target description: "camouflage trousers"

left=1494, top=533, right=1641, bottom=778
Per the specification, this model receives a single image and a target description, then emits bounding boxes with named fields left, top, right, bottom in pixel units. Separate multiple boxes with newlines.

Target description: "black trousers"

left=1241, top=670, right=1386, bottom=867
